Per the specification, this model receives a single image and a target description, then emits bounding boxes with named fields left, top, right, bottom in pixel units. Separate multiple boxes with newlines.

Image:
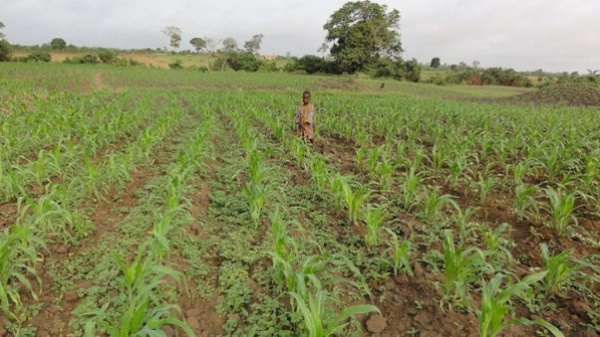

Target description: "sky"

left=1, top=0, right=599, bottom=73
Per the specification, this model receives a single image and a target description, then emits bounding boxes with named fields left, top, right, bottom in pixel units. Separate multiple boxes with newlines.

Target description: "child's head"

left=302, top=90, right=311, bottom=105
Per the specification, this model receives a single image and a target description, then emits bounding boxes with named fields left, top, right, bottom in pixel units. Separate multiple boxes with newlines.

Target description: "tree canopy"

left=243, top=34, right=264, bottom=54
left=0, top=21, right=5, bottom=40
left=51, top=38, right=67, bottom=50
left=0, top=40, right=11, bottom=62
left=190, top=37, right=206, bottom=52
left=323, top=1, right=402, bottom=73
left=222, top=38, right=238, bottom=52
left=431, top=57, right=441, bottom=68
left=162, top=26, right=182, bottom=51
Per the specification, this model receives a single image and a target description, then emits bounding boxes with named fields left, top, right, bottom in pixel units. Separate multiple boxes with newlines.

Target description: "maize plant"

left=419, top=187, right=457, bottom=225
left=383, top=228, right=412, bottom=276
left=539, top=243, right=579, bottom=297
left=513, top=185, right=539, bottom=221
left=309, top=155, right=329, bottom=190
left=478, top=272, right=564, bottom=337
left=243, top=182, right=268, bottom=227
left=364, top=203, right=386, bottom=246
left=376, top=156, right=394, bottom=191
left=442, top=230, right=491, bottom=307
left=0, top=225, right=44, bottom=323
left=290, top=283, right=380, bottom=337
left=342, top=182, right=369, bottom=226
left=543, top=187, right=579, bottom=235
left=398, top=167, right=421, bottom=211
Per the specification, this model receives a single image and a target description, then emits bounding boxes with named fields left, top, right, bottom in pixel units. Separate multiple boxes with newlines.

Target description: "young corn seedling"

left=86, top=284, right=193, bottom=337
left=364, top=203, right=386, bottom=247
left=442, top=230, right=491, bottom=307
left=355, top=146, right=368, bottom=171
left=243, top=183, right=268, bottom=227
left=419, top=187, right=457, bottom=225
left=290, top=285, right=380, bottom=337
left=513, top=185, right=539, bottom=221
left=447, top=155, right=469, bottom=187
left=376, top=156, right=394, bottom=191
left=0, top=166, right=26, bottom=203
left=0, top=225, right=44, bottom=323
left=543, top=187, right=579, bottom=236
left=399, top=167, right=421, bottom=211
left=247, top=149, right=267, bottom=186
left=539, top=243, right=579, bottom=297
left=291, top=137, right=309, bottom=168
left=342, top=182, right=369, bottom=226
left=508, top=161, right=529, bottom=186
left=366, top=145, right=384, bottom=176
left=329, top=174, right=348, bottom=214
left=309, top=155, right=328, bottom=190
left=481, top=223, right=515, bottom=272
left=474, top=174, right=496, bottom=204
left=383, top=228, right=412, bottom=276
left=450, top=206, right=478, bottom=244
left=478, top=272, right=564, bottom=337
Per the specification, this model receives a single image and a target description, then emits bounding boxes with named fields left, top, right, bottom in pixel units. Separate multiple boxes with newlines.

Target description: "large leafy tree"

left=323, top=1, right=402, bottom=73
left=50, top=38, right=67, bottom=50
left=243, top=34, right=264, bottom=54
left=0, top=21, right=5, bottom=40
left=190, top=37, right=206, bottom=52
left=162, top=26, right=182, bottom=51
left=431, top=57, right=441, bottom=68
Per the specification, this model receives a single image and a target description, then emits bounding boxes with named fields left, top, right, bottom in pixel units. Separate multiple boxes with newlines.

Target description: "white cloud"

left=1, top=0, right=598, bottom=72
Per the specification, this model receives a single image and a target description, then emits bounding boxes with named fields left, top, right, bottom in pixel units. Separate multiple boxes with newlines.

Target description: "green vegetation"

left=0, top=63, right=598, bottom=337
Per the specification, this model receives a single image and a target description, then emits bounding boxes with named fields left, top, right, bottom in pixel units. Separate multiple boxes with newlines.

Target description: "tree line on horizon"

left=1, top=1, right=598, bottom=87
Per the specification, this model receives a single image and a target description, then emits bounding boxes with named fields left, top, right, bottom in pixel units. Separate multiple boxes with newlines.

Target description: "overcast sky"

left=1, top=0, right=598, bottom=72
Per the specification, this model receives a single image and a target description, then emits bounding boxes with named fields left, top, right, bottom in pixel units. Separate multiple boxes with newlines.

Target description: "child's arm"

left=306, top=106, right=314, bottom=125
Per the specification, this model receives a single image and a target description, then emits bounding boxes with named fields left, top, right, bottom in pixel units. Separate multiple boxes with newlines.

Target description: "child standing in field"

left=295, top=90, right=315, bottom=144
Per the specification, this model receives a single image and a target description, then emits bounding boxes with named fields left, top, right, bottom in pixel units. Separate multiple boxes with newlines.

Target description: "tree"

left=204, top=37, right=220, bottom=53
left=0, top=40, right=11, bottom=62
left=190, top=37, right=206, bottom=52
left=222, top=37, right=238, bottom=52
left=323, top=1, right=402, bottom=73
left=0, top=21, right=5, bottom=40
left=472, top=60, right=480, bottom=69
left=403, top=58, right=421, bottom=82
left=162, top=26, right=182, bottom=51
left=430, top=57, right=441, bottom=68
left=244, top=34, right=264, bottom=54
left=50, top=38, right=67, bottom=50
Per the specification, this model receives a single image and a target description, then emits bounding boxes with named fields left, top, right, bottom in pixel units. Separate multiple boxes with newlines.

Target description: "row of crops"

left=1, top=64, right=599, bottom=336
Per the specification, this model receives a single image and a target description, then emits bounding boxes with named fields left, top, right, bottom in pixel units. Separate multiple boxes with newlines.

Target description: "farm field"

left=0, top=63, right=599, bottom=337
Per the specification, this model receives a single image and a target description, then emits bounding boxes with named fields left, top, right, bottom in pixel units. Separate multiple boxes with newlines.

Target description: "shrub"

left=284, top=55, right=338, bottom=74
left=0, top=40, right=11, bottom=62
left=25, top=51, right=52, bottom=63
left=368, top=57, right=404, bottom=80
left=168, top=59, right=183, bottom=69
left=227, top=52, right=262, bottom=72
left=63, top=54, right=99, bottom=64
left=98, top=50, right=116, bottom=64
left=403, top=58, right=421, bottom=82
